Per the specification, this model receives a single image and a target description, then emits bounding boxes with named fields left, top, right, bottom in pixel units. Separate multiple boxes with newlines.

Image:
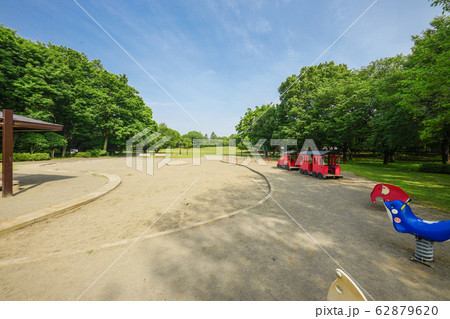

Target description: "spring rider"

left=371, top=183, right=450, bottom=267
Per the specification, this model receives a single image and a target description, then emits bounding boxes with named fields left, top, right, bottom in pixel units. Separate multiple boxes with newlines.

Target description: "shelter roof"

left=0, top=111, right=63, bottom=132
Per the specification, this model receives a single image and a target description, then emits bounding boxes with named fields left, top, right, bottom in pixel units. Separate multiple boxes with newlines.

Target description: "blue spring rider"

left=371, top=183, right=450, bottom=266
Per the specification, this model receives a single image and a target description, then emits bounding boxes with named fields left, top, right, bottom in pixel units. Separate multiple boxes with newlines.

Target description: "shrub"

left=31, top=153, right=51, bottom=161
left=73, top=149, right=108, bottom=158
left=87, top=149, right=102, bottom=158
left=419, top=163, right=450, bottom=174
left=0, top=153, right=51, bottom=162
left=74, top=152, right=90, bottom=158
left=13, top=153, right=33, bottom=161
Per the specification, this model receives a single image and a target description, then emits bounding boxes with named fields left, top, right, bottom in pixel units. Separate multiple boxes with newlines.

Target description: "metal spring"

left=414, top=237, right=434, bottom=262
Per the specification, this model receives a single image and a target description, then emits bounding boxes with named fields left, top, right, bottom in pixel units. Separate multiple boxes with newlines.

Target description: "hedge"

left=0, top=153, right=51, bottom=162
left=418, top=163, right=450, bottom=174
left=74, top=149, right=107, bottom=158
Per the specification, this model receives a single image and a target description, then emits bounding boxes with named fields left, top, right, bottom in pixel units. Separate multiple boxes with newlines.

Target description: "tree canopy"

left=0, top=25, right=157, bottom=154
left=236, top=15, right=449, bottom=164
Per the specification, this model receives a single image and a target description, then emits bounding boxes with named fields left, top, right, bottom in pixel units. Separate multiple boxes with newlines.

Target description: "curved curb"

left=0, top=162, right=272, bottom=267
left=0, top=173, right=121, bottom=236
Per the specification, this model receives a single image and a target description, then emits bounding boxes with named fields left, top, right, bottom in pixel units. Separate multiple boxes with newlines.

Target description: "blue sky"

left=0, top=0, right=443, bottom=136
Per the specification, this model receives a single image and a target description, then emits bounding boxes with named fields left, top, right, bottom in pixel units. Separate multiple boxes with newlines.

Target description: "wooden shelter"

left=1, top=109, right=63, bottom=197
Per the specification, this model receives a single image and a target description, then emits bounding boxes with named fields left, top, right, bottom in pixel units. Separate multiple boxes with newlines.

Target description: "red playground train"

left=276, top=151, right=300, bottom=170
left=278, top=150, right=343, bottom=179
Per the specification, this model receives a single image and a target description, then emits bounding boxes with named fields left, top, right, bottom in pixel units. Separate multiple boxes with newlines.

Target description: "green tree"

left=235, top=104, right=278, bottom=154
left=44, top=132, right=67, bottom=158
left=182, top=131, right=205, bottom=148
left=401, top=16, right=450, bottom=163
left=0, top=25, right=158, bottom=156
left=362, top=56, right=420, bottom=164
left=155, top=123, right=181, bottom=152
left=277, top=62, right=360, bottom=153
left=16, top=132, right=49, bottom=154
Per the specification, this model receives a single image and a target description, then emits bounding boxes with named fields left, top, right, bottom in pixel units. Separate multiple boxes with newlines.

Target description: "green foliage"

left=0, top=25, right=157, bottom=154
left=429, top=0, right=450, bottom=12
left=181, top=131, right=205, bottom=148
left=73, top=149, right=107, bottom=158
left=419, top=163, right=450, bottom=174
left=401, top=16, right=450, bottom=164
left=235, top=16, right=449, bottom=165
left=44, top=132, right=67, bottom=148
left=155, top=123, right=181, bottom=151
left=74, top=152, right=90, bottom=158
left=0, top=153, right=51, bottom=162
left=15, top=132, right=49, bottom=154
left=87, top=149, right=104, bottom=157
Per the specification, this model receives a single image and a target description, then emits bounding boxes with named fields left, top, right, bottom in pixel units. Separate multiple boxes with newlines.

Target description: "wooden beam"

left=2, top=109, right=14, bottom=197
left=12, top=121, right=63, bottom=131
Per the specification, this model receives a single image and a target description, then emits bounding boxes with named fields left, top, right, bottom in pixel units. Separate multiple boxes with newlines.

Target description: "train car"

left=297, top=154, right=311, bottom=174
left=298, top=151, right=343, bottom=179
left=277, top=151, right=300, bottom=170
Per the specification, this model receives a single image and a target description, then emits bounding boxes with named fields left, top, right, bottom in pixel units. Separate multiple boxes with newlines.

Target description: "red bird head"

left=371, top=183, right=410, bottom=204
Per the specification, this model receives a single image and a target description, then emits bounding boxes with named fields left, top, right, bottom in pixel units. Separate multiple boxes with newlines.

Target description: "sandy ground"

left=0, top=157, right=449, bottom=301
left=0, top=161, right=107, bottom=219
left=0, top=157, right=268, bottom=264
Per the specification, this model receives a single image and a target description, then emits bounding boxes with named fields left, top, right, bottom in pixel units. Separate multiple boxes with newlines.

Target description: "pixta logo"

left=126, top=128, right=322, bottom=175
left=126, top=128, right=172, bottom=175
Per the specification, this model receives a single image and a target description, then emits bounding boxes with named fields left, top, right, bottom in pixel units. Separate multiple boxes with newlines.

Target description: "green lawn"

left=341, top=159, right=450, bottom=213
left=158, top=146, right=252, bottom=158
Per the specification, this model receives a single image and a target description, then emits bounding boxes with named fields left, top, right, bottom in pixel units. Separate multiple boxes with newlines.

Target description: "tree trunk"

left=442, top=137, right=449, bottom=164
left=51, top=148, right=55, bottom=159
left=61, top=129, right=69, bottom=158
left=383, top=150, right=389, bottom=165
left=389, top=151, right=395, bottom=163
left=342, top=144, right=348, bottom=163
left=103, top=134, right=108, bottom=151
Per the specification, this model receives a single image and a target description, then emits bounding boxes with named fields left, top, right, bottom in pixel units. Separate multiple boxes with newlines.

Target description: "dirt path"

left=0, top=158, right=448, bottom=300
left=0, top=162, right=107, bottom=219
left=0, top=158, right=268, bottom=268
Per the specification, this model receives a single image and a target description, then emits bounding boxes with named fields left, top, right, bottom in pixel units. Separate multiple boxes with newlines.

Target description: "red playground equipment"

left=297, top=151, right=343, bottom=179
left=277, top=151, right=300, bottom=170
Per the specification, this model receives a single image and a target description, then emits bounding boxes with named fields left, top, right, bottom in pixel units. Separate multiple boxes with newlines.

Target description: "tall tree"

left=44, top=132, right=67, bottom=158
left=362, top=56, right=420, bottom=164
left=182, top=131, right=204, bottom=148
left=15, top=132, right=49, bottom=154
left=155, top=123, right=181, bottom=152
left=401, top=16, right=450, bottom=163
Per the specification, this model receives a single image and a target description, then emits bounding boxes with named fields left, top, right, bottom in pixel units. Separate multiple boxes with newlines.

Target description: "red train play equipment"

left=297, top=151, right=343, bottom=179
left=277, top=151, right=300, bottom=170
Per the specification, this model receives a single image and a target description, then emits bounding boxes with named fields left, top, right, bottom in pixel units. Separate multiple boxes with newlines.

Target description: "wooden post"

left=2, top=109, right=13, bottom=197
